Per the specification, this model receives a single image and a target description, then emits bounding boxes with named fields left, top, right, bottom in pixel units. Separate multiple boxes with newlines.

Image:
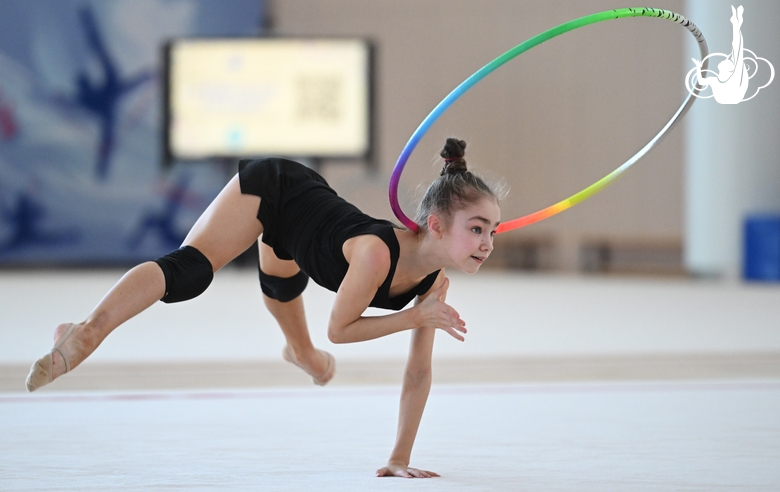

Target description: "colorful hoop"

left=389, top=8, right=709, bottom=233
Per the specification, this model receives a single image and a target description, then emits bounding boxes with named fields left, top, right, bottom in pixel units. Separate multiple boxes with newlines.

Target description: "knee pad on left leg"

left=154, top=246, right=214, bottom=304
left=258, top=267, right=309, bottom=302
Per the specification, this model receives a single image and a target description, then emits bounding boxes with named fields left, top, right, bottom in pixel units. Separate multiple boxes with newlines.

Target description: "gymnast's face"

left=435, top=197, right=500, bottom=274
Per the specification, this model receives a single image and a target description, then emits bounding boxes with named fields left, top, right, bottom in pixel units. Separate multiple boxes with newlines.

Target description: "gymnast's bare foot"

left=283, top=345, right=336, bottom=386
left=26, top=322, right=90, bottom=391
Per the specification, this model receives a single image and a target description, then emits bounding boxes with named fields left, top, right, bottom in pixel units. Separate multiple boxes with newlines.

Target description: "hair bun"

left=440, top=138, right=468, bottom=176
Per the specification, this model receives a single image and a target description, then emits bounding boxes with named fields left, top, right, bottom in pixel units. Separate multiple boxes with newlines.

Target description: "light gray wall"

left=273, top=0, right=690, bottom=269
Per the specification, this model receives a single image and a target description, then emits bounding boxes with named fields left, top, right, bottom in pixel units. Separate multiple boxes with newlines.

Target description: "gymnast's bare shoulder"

left=342, top=234, right=391, bottom=273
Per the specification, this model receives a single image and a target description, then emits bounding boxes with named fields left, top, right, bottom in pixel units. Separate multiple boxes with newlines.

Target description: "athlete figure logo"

left=75, top=6, right=155, bottom=180
left=686, top=5, right=774, bottom=104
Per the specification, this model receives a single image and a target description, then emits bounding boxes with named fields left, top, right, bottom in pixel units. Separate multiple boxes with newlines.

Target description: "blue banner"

left=0, top=0, right=264, bottom=265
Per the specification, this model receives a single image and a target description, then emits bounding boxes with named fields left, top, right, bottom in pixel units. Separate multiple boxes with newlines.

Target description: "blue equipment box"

left=744, top=215, right=780, bottom=282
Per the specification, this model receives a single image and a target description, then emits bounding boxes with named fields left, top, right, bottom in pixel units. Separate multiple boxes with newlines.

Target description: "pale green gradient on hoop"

left=389, top=7, right=709, bottom=233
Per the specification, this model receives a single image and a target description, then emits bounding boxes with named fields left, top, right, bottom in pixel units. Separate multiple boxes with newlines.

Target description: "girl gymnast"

left=25, top=137, right=502, bottom=479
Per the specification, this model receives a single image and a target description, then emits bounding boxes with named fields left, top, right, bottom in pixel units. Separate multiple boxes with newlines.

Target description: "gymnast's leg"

left=258, top=242, right=335, bottom=385
left=26, top=175, right=263, bottom=391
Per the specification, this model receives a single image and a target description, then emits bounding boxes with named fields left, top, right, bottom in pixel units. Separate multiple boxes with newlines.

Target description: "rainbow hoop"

left=389, top=8, right=709, bottom=233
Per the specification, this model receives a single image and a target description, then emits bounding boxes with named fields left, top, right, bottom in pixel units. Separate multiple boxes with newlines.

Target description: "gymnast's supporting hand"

left=376, top=463, right=440, bottom=479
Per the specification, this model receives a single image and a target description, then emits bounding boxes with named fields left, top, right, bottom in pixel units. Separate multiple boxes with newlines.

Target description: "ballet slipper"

left=283, top=346, right=335, bottom=386
left=25, top=323, right=77, bottom=392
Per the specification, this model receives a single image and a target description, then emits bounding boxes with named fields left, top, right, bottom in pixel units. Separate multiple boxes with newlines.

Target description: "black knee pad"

left=258, top=266, right=308, bottom=302
left=154, top=246, right=214, bottom=304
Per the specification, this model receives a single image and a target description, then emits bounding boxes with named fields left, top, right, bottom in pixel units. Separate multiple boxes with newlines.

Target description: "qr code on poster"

left=296, top=76, right=341, bottom=122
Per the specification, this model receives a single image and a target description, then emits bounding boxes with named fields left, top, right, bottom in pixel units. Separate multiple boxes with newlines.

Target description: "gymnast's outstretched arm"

left=377, top=270, right=447, bottom=479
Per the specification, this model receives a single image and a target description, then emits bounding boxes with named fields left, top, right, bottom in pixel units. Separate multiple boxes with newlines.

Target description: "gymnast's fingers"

left=407, top=468, right=428, bottom=478
left=443, top=325, right=466, bottom=342
left=439, top=305, right=466, bottom=333
left=448, top=305, right=465, bottom=327
left=412, top=468, right=440, bottom=478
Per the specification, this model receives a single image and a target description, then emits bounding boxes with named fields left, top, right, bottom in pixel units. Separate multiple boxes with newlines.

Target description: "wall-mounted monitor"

left=164, top=38, right=373, bottom=163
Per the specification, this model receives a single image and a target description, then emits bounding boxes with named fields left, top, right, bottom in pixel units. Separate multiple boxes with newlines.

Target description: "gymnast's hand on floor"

left=376, top=462, right=440, bottom=478
left=414, top=277, right=466, bottom=341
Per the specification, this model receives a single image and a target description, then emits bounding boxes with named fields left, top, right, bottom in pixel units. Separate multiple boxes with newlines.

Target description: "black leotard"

left=238, top=158, right=440, bottom=310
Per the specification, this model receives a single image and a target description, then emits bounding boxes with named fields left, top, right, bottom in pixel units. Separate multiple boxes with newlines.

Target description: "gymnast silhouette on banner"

left=687, top=5, right=774, bottom=104
left=75, top=6, right=154, bottom=180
